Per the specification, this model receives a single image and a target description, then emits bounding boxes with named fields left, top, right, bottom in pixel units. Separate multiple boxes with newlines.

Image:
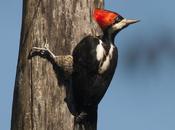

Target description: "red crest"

left=93, top=9, right=119, bottom=30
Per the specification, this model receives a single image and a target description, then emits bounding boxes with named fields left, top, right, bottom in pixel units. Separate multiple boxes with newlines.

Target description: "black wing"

left=72, top=35, right=118, bottom=108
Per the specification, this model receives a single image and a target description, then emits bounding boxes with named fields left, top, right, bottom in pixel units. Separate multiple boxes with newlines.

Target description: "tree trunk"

left=11, top=0, right=104, bottom=130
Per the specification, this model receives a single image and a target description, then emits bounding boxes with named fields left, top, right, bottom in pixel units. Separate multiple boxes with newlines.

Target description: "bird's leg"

left=29, top=43, right=73, bottom=76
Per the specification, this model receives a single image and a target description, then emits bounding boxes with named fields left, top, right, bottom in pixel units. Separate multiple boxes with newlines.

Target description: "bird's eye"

left=115, top=15, right=124, bottom=23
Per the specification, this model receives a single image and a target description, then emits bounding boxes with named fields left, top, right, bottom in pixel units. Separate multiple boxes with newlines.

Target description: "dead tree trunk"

left=11, top=0, right=104, bottom=130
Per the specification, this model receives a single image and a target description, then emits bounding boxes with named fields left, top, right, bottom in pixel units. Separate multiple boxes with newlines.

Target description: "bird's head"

left=93, top=9, right=139, bottom=41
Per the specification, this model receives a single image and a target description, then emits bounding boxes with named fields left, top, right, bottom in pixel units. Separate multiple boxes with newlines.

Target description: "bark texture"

left=11, top=0, right=103, bottom=130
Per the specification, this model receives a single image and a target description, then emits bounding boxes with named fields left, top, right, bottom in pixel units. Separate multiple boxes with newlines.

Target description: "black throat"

left=101, top=28, right=118, bottom=44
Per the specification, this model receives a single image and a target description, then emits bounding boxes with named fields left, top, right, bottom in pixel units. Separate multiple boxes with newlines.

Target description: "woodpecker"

left=72, top=9, right=139, bottom=120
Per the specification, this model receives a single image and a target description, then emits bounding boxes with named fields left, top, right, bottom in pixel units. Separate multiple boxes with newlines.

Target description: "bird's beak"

left=111, top=18, right=140, bottom=31
left=124, top=19, right=140, bottom=25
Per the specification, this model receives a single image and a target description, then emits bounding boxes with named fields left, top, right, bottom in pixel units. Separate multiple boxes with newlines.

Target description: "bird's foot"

left=29, top=44, right=56, bottom=59
left=75, top=112, right=88, bottom=123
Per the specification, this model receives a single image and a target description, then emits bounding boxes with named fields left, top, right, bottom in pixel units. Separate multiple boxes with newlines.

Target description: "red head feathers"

left=93, top=9, right=120, bottom=30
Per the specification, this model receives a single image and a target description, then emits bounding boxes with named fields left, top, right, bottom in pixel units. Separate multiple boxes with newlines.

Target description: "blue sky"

left=0, top=1, right=22, bottom=130
left=1, top=0, right=175, bottom=130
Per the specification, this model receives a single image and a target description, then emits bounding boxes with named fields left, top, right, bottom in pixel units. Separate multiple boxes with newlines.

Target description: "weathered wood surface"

left=11, top=0, right=103, bottom=130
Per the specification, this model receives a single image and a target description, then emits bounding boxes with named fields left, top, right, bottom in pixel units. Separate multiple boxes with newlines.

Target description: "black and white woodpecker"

left=72, top=9, right=139, bottom=120
left=30, top=8, right=139, bottom=124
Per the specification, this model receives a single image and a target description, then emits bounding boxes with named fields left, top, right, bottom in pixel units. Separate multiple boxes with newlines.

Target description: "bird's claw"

left=44, top=43, right=49, bottom=49
left=29, top=45, right=56, bottom=59
left=34, top=47, right=47, bottom=54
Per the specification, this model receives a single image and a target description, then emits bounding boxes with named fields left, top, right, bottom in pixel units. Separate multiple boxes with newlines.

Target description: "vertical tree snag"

left=11, top=0, right=103, bottom=130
